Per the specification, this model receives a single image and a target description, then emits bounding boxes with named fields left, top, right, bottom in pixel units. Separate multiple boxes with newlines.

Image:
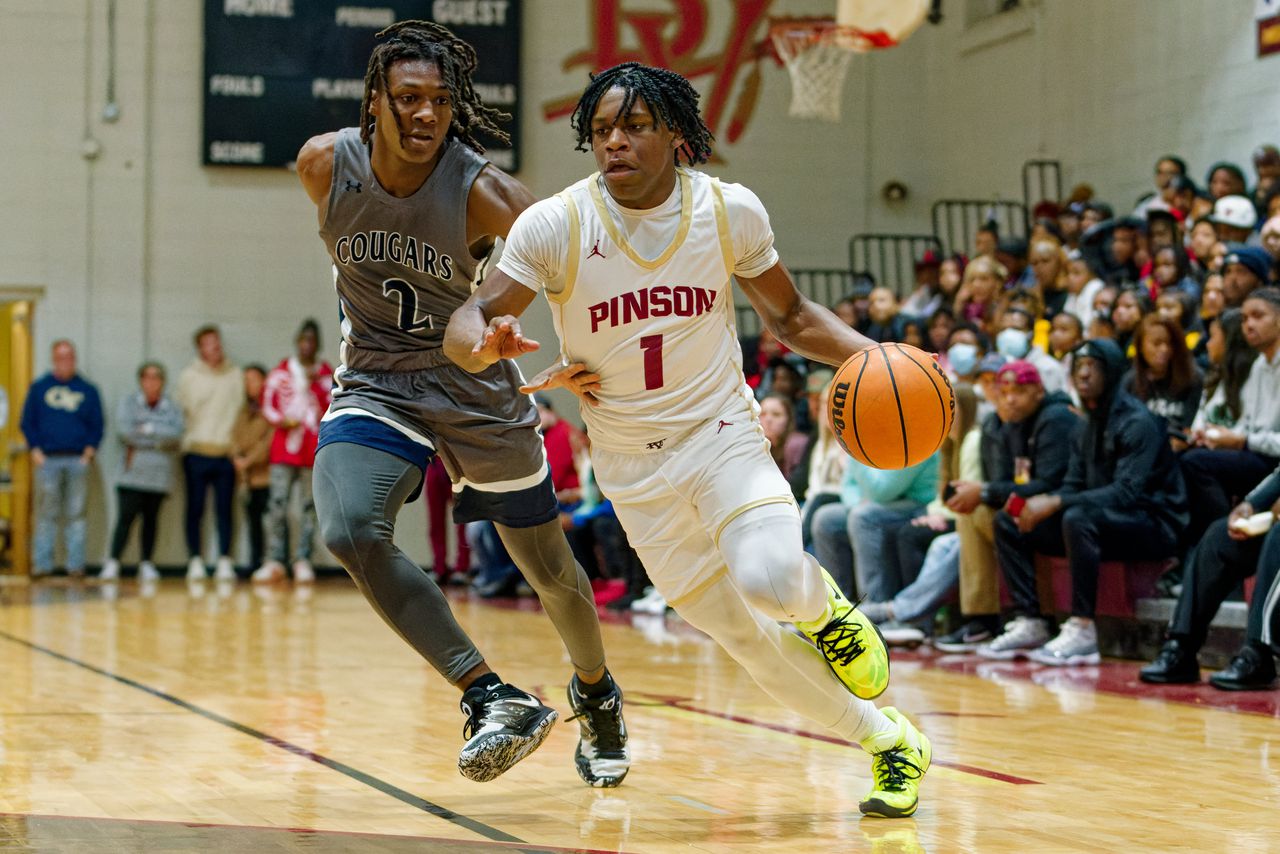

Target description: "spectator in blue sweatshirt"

left=20, top=340, right=103, bottom=577
left=809, top=450, right=940, bottom=601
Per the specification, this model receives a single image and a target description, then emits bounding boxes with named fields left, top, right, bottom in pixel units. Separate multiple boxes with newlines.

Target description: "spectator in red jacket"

left=252, top=320, right=334, bottom=584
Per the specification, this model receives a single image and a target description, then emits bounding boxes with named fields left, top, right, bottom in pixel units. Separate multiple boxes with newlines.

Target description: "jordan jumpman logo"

left=587, top=240, right=606, bottom=260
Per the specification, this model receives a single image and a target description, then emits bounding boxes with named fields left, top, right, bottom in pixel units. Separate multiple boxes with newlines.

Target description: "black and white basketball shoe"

left=567, top=675, right=630, bottom=787
left=457, top=682, right=558, bottom=782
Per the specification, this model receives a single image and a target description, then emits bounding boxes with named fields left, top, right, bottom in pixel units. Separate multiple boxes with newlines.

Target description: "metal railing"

left=733, top=267, right=864, bottom=337
left=848, top=233, right=943, bottom=297
left=931, top=198, right=1028, bottom=256
left=1023, top=159, right=1063, bottom=212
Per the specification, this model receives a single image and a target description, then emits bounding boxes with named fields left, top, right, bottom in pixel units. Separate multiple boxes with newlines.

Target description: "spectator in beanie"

left=1222, top=245, right=1272, bottom=308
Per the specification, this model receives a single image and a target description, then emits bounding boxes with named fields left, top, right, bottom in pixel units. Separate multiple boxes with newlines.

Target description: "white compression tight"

left=674, top=505, right=895, bottom=746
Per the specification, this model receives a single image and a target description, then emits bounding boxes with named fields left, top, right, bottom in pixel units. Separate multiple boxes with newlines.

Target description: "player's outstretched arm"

left=296, top=132, right=338, bottom=217
left=737, top=261, right=876, bottom=367
left=444, top=270, right=540, bottom=373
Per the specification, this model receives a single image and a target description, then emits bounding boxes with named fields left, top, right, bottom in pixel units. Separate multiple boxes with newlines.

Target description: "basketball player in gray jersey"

left=295, top=20, right=628, bottom=787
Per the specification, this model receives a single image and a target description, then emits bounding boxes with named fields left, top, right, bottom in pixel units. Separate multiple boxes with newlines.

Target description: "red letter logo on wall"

left=543, top=0, right=778, bottom=154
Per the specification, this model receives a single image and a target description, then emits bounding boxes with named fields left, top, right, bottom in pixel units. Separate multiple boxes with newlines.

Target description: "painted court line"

left=628, top=690, right=1042, bottom=786
left=0, top=812, right=628, bottom=854
left=0, top=630, right=534, bottom=847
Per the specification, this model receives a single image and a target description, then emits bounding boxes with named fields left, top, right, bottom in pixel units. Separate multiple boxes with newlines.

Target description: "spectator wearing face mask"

left=995, top=308, right=1067, bottom=395
left=941, top=324, right=986, bottom=384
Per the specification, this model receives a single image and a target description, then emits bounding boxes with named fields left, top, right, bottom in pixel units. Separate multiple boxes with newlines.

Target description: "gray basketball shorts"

left=318, top=358, right=557, bottom=527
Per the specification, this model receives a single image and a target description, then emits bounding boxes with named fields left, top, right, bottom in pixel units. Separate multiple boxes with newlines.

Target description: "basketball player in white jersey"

left=445, top=63, right=930, bottom=818
left=296, top=21, right=627, bottom=787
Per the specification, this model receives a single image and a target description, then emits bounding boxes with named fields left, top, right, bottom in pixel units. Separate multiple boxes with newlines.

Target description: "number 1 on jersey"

left=640, top=334, right=664, bottom=390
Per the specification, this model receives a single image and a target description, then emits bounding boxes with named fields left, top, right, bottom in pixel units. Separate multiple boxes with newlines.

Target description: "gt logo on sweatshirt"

left=45, top=386, right=85, bottom=413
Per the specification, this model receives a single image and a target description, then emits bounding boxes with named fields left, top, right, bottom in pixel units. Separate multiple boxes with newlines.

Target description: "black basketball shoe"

left=567, top=675, right=630, bottom=787
left=458, top=682, right=558, bottom=782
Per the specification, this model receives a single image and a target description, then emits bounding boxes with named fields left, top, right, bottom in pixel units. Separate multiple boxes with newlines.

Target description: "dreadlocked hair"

left=359, top=19, right=510, bottom=153
left=570, top=62, right=714, bottom=165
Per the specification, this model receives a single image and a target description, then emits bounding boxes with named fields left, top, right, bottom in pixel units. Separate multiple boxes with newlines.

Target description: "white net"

left=770, top=24, right=854, bottom=123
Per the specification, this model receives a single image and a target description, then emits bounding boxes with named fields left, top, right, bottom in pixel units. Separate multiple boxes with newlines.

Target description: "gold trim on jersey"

left=709, top=178, right=735, bottom=276
left=587, top=169, right=694, bottom=270
left=712, top=495, right=797, bottom=548
left=548, top=191, right=582, bottom=306
left=665, top=565, right=727, bottom=610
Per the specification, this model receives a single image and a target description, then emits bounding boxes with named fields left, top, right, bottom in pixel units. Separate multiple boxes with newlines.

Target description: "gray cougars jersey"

left=319, top=128, right=488, bottom=372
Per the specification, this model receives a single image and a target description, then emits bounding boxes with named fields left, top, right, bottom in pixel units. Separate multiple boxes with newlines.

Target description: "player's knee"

left=730, top=539, right=810, bottom=620
left=320, top=511, right=386, bottom=573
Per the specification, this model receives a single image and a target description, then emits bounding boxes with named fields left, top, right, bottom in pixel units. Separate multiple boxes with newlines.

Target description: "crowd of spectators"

left=743, top=145, right=1280, bottom=691
left=18, top=146, right=1280, bottom=690
left=18, top=321, right=650, bottom=613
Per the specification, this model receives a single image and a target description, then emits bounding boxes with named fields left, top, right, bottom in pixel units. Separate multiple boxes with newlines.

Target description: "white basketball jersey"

left=549, top=168, right=755, bottom=453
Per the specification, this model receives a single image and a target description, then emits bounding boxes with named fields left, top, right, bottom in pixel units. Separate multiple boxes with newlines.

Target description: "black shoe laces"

left=460, top=683, right=530, bottom=741
left=568, top=686, right=625, bottom=753
left=814, top=612, right=867, bottom=666
left=873, top=747, right=923, bottom=793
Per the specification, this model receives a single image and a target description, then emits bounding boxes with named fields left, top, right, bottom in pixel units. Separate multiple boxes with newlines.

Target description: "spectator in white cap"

left=1209, top=195, right=1259, bottom=246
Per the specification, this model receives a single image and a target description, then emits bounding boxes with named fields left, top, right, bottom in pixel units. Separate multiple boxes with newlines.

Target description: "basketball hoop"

left=769, top=1, right=929, bottom=122
left=768, top=20, right=858, bottom=123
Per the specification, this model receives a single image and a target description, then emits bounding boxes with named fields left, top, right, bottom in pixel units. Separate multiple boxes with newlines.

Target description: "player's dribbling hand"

left=519, top=362, right=602, bottom=407
left=472, top=315, right=540, bottom=363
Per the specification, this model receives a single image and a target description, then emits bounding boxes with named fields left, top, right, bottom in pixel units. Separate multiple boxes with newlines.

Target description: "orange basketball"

left=828, top=343, right=955, bottom=469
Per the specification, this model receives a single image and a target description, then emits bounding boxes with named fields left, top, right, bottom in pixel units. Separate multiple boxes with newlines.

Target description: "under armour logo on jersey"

left=344, top=179, right=362, bottom=193
left=716, top=420, right=734, bottom=434
left=587, top=240, right=606, bottom=260
left=645, top=439, right=665, bottom=450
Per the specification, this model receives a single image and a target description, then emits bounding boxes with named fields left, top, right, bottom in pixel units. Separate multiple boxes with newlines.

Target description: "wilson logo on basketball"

left=827, top=344, right=955, bottom=470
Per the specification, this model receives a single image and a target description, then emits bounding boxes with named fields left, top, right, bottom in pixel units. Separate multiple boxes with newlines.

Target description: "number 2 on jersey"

left=382, top=278, right=433, bottom=333
left=640, top=335, right=663, bottom=390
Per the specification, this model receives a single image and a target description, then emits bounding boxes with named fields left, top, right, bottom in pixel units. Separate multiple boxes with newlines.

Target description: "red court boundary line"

left=624, top=690, right=1042, bottom=785
left=904, top=651, right=1280, bottom=719
left=0, top=812, right=627, bottom=853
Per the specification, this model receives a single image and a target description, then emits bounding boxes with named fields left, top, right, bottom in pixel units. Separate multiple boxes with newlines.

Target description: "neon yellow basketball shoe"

left=859, top=707, right=931, bottom=818
left=795, top=567, right=890, bottom=700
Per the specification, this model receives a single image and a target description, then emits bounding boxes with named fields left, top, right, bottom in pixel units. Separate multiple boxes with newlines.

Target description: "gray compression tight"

left=493, top=520, right=606, bottom=675
left=314, top=443, right=484, bottom=684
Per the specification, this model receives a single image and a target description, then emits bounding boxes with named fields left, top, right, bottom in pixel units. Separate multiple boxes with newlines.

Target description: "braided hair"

left=359, top=20, right=509, bottom=153
left=569, top=62, right=714, bottom=165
